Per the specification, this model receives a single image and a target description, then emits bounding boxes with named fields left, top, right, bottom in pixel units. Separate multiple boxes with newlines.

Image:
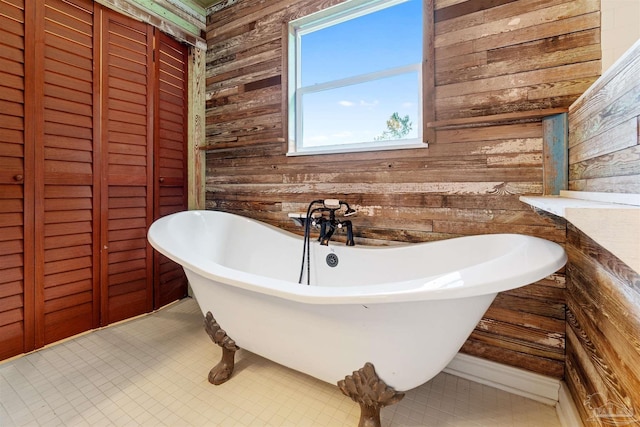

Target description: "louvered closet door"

left=0, top=0, right=34, bottom=359
left=153, top=32, right=188, bottom=309
left=101, top=10, right=154, bottom=324
left=36, top=0, right=99, bottom=346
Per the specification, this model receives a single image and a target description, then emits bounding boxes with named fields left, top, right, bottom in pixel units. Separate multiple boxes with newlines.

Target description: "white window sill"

left=520, top=191, right=640, bottom=273
left=287, top=140, right=428, bottom=157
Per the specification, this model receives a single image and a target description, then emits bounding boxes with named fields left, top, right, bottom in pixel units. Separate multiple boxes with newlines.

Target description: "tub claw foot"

left=203, top=312, right=239, bottom=385
left=338, top=362, right=405, bottom=427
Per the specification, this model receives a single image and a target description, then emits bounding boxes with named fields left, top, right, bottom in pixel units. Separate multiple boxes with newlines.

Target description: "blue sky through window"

left=295, top=0, right=423, bottom=150
left=302, top=73, right=420, bottom=146
left=301, top=1, right=422, bottom=86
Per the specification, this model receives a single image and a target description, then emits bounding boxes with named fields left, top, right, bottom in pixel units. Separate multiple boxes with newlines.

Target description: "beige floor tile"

left=0, top=298, right=561, bottom=427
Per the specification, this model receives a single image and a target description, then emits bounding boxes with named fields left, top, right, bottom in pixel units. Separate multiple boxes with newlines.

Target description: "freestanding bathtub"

left=148, top=209, right=566, bottom=425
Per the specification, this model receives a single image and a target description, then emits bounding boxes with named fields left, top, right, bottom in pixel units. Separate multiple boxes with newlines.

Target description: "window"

left=287, top=0, right=426, bottom=156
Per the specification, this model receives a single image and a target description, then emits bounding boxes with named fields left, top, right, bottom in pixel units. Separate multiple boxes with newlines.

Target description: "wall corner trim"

left=542, top=113, right=568, bottom=196
left=556, top=382, right=585, bottom=427
left=444, top=353, right=560, bottom=406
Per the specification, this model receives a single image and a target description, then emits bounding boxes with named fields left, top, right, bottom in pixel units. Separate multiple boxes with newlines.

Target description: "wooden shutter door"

left=101, top=10, right=154, bottom=324
left=0, top=0, right=34, bottom=359
left=1, top=3, right=189, bottom=360
left=153, top=32, right=188, bottom=309
left=35, top=0, right=99, bottom=346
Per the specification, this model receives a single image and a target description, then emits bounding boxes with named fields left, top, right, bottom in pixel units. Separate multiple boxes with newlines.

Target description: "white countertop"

left=520, top=191, right=640, bottom=274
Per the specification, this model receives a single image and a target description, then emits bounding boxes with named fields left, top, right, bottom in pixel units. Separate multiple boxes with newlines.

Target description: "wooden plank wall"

left=565, top=41, right=640, bottom=425
left=568, top=41, right=640, bottom=193
left=204, top=0, right=601, bottom=378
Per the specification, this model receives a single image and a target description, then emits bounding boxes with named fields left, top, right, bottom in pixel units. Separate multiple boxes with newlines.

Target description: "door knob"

left=13, top=174, right=23, bottom=182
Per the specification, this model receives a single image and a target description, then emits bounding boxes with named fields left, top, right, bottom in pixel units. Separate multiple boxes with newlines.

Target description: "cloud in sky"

left=359, top=100, right=379, bottom=108
left=338, top=100, right=379, bottom=108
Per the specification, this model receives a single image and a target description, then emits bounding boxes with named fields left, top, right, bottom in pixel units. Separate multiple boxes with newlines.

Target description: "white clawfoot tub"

left=148, top=210, right=566, bottom=418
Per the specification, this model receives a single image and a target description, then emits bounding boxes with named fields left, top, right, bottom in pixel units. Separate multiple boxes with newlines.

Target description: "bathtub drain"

left=326, top=253, right=339, bottom=267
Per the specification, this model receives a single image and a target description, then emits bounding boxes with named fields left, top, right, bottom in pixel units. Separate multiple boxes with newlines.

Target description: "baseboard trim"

left=444, top=353, right=585, bottom=427
left=444, top=353, right=560, bottom=406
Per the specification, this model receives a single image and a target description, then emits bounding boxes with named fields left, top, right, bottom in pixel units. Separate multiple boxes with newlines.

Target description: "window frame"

left=286, top=0, right=434, bottom=156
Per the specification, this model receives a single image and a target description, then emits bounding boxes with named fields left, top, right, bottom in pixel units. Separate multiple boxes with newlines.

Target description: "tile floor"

left=0, top=298, right=562, bottom=427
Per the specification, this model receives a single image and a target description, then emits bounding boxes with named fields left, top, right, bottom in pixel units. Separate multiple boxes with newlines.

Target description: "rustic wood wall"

left=204, top=0, right=601, bottom=378
left=568, top=42, right=640, bottom=193
left=565, top=41, right=640, bottom=425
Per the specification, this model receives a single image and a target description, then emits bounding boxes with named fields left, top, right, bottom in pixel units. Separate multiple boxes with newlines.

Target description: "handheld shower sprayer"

left=343, top=204, right=357, bottom=217
left=321, top=199, right=357, bottom=217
